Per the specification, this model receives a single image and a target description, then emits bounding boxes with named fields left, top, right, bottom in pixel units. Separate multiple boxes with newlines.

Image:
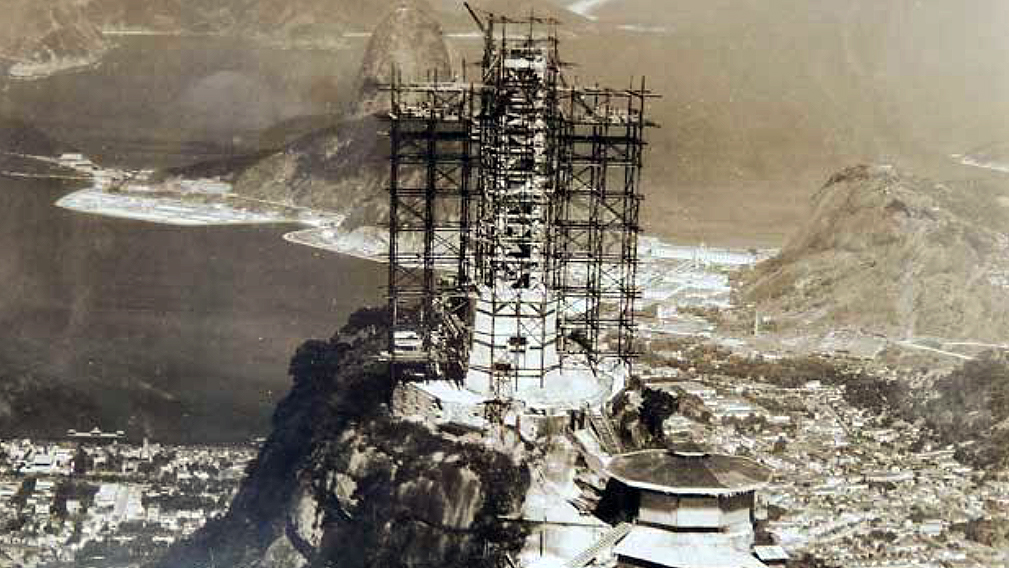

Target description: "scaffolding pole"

left=383, top=10, right=656, bottom=397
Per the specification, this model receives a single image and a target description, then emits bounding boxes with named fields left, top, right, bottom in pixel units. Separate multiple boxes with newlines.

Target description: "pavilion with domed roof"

left=603, top=443, right=775, bottom=568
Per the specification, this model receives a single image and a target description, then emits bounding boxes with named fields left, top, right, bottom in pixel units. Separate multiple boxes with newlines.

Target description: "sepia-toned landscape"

left=0, top=1, right=1007, bottom=567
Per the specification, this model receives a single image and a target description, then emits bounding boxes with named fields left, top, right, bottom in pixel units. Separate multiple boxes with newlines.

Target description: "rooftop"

left=753, top=545, right=790, bottom=563
left=607, top=449, right=772, bottom=496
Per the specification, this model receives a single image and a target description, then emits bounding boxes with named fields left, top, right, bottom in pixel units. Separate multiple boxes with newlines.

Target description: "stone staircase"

left=563, top=522, right=633, bottom=568
left=587, top=411, right=622, bottom=455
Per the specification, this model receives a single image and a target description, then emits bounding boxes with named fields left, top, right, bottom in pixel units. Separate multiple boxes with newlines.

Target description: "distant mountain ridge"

left=82, top=0, right=580, bottom=45
left=0, top=0, right=580, bottom=73
left=0, top=0, right=108, bottom=78
left=84, top=0, right=389, bottom=46
left=6, top=0, right=1009, bottom=245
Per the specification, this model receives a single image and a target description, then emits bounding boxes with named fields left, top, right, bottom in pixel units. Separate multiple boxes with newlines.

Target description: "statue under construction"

left=385, top=6, right=655, bottom=412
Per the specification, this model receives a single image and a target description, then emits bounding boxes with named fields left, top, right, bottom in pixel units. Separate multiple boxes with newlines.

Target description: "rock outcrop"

left=739, top=165, right=1009, bottom=342
left=152, top=307, right=530, bottom=568
left=611, top=380, right=712, bottom=450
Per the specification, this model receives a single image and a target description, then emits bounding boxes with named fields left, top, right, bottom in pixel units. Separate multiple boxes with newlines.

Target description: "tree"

left=772, top=437, right=787, bottom=454
left=72, top=446, right=92, bottom=476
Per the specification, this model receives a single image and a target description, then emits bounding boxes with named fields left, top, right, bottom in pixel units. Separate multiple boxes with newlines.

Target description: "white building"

left=606, top=447, right=775, bottom=568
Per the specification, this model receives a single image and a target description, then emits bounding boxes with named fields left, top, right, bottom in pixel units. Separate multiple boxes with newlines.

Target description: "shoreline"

left=55, top=184, right=775, bottom=269
left=55, top=188, right=298, bottom=228
left=282, top=228, right=384, bottom=263
left=5, top=49, right=109, bottom=81
left=99, top=29, right=354, bottom=52
left=4, top=31, right=354, bottom=84
left=55, top=191, right=775, bottom=266
left=31, top=153, right=777, bottom=274
left=951, top=153, right=1009, bottom=175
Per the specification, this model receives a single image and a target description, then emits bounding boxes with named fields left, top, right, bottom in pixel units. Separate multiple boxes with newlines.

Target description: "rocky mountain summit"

left=150, top=305, right=709, bottom=568
left=355, top=0, right=453, bottom=116
left=740, top=165, right=1009, bottom=342
left=153, top=308, right=530, bottom=568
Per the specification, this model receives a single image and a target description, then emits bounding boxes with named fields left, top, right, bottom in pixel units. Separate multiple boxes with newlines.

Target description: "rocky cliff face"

left=229, top=115, right=389, bottom=222
left=0, top=0, right=108, bottom=78
left=153, top=307, right=529, bottom=568
left=739, top=165, right=1009, bottom=341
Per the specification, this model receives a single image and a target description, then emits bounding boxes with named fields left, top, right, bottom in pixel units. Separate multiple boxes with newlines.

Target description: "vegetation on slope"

left=645, top=338, right=1009, bottom=469
left=153, top=307, right=529, bottom=568
left=918, top=350, right=1009, bottom=468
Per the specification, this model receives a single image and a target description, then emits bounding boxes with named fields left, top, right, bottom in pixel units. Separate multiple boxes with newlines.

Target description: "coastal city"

left=0, top=432, right=255, bottom=567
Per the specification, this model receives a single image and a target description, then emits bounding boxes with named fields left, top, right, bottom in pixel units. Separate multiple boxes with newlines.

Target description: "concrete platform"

left=465, top=364, right=613, bottom=411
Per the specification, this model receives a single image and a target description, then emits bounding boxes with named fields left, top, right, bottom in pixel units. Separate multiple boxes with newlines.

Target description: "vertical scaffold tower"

left=385, top=6, right=655, bottom=409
